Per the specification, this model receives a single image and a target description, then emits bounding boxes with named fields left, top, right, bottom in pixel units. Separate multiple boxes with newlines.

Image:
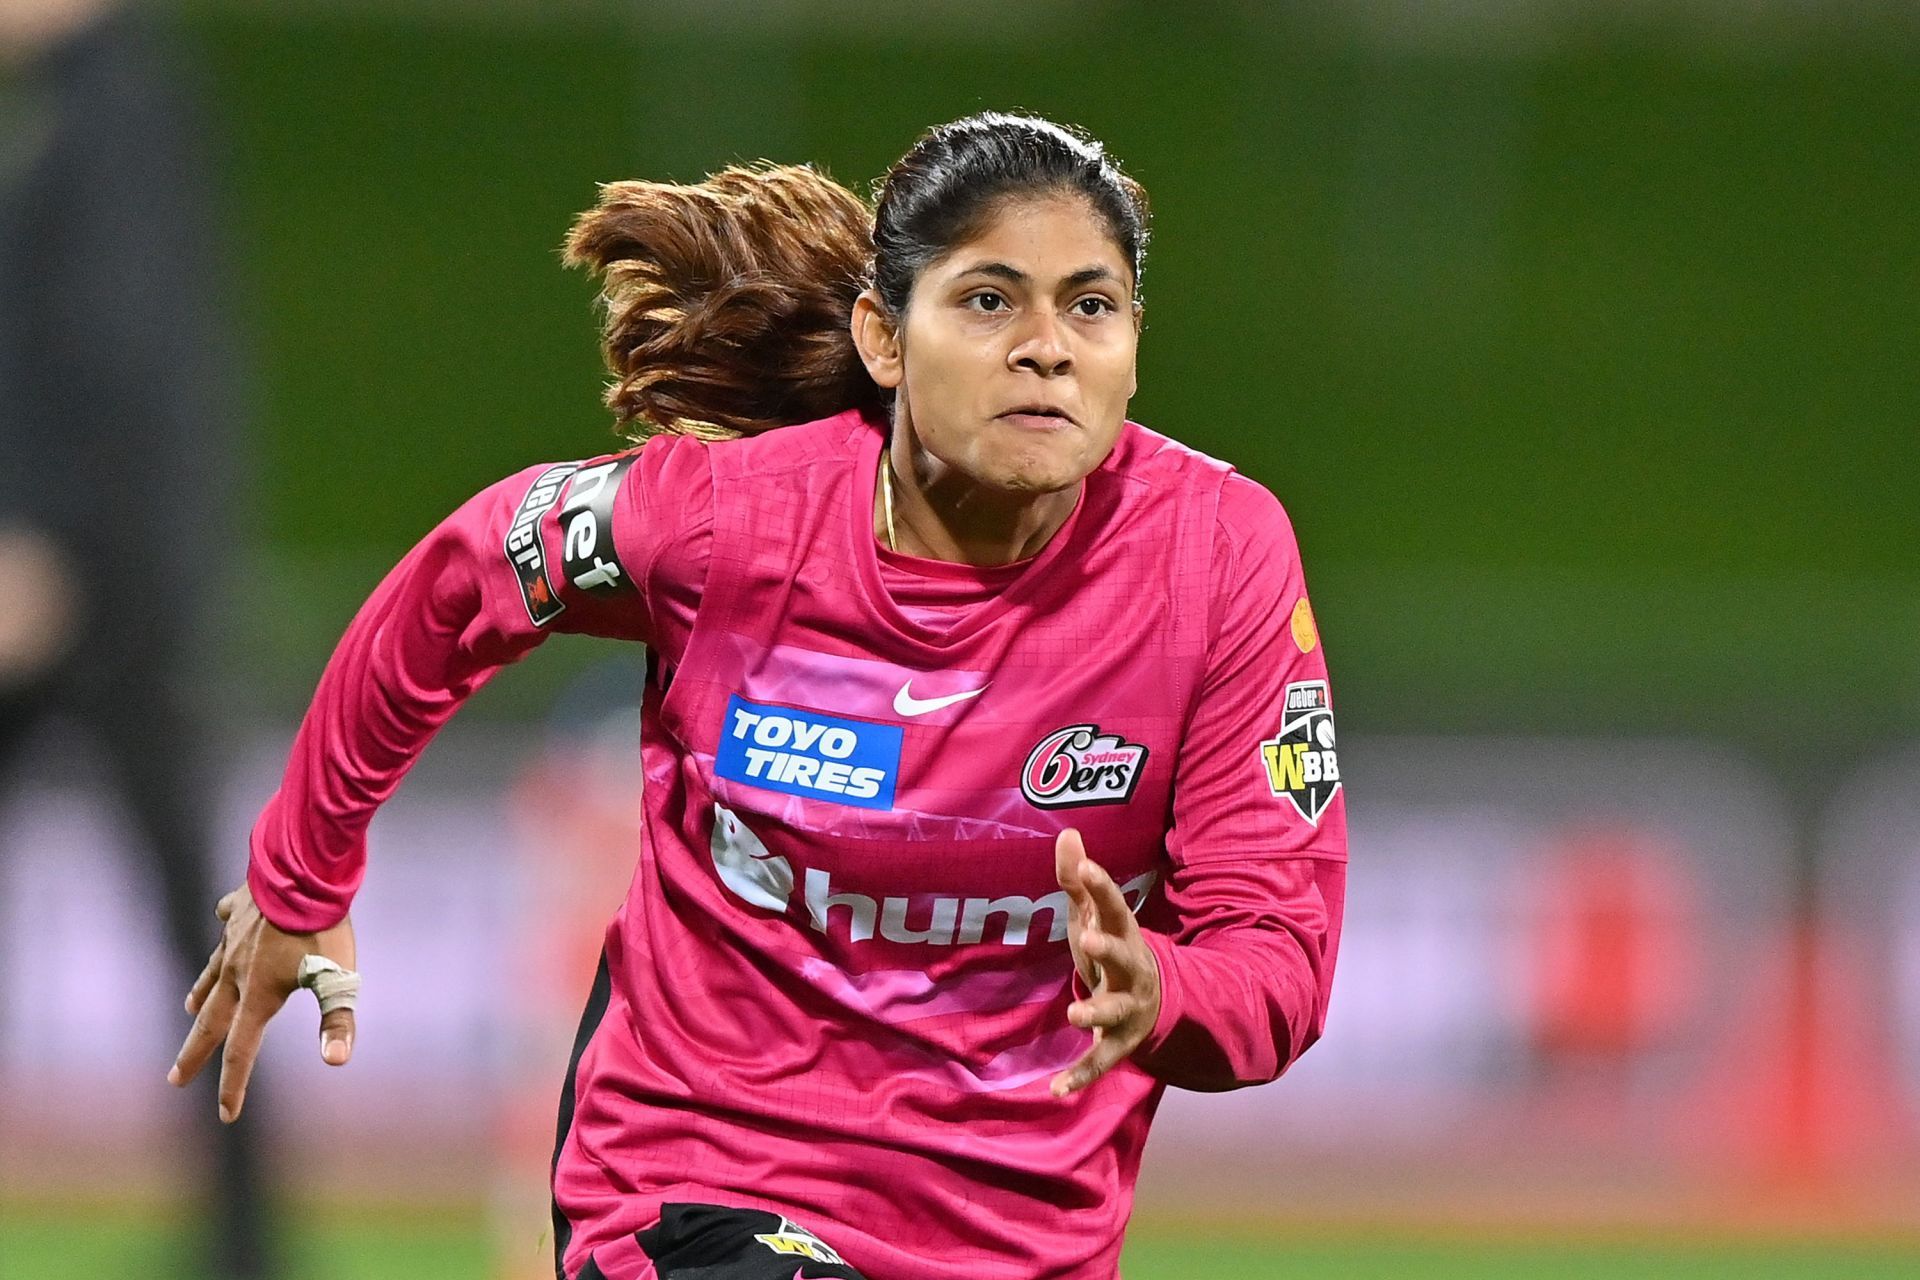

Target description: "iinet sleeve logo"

left=708, top=802, right=1156, bottom=948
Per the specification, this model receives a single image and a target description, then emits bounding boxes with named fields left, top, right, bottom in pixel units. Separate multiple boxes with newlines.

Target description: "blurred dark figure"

left=0, top=2, right=278, bottom=1275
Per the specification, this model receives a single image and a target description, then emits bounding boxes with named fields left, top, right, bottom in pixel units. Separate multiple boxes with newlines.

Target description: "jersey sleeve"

left=1128, top=473, right=1347, bottom=1091
left=246, top=433, right=714, bottom=932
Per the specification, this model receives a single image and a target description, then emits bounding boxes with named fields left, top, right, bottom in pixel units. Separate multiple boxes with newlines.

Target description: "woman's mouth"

left=997, top=409, right=1075, bottom=431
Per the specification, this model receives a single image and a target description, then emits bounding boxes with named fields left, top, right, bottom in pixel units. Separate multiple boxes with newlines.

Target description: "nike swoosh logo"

left=893, top=680, right=988, bottom=717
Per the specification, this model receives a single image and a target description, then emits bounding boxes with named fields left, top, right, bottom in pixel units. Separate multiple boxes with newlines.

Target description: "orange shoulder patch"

left=1290, top=597, right=1319, bottom=654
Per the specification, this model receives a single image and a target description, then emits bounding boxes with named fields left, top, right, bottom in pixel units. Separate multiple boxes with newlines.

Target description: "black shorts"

left=578, top=1203, right=871, bottom=1280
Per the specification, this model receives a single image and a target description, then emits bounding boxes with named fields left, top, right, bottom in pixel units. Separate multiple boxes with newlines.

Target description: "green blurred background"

left=193, top=1, right=1918, bottom=755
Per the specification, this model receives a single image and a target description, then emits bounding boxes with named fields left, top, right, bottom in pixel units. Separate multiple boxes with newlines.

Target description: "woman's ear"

left=851, top=290, right=904, bottom=390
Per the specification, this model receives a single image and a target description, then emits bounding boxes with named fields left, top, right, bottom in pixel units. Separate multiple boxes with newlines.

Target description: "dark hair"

left=564, top=113, right=1149, bottom=441
left=870, top=111, right=1150, bottom=322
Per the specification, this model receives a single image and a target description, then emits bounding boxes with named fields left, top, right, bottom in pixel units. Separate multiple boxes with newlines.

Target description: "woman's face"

left=857, top=193, right=1140, bottom=495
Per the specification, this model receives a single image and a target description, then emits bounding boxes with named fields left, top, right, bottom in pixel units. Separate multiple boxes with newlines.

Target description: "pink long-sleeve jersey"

left=248, top=407, right=1347, bottom=1280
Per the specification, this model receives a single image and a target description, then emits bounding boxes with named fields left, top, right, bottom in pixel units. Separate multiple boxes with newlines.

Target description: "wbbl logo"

left=716, top=696, right=903, bottom=810
left=1020, top=724, right=1148, bottom=809
left=1259, top=679, right=1341, bottom=825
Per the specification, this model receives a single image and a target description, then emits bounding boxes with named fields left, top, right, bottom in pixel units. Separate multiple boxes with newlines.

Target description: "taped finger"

left=318, top=1007, right=355, bottom=1066
left=295, top=954, right=362, bottom=1017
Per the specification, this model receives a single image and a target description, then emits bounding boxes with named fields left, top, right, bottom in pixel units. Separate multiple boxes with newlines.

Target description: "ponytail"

left=563, top=162, right=888, bottom=442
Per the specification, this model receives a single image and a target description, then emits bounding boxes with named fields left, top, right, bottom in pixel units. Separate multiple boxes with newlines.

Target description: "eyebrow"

left=955, top=261, right=1128, bottom=291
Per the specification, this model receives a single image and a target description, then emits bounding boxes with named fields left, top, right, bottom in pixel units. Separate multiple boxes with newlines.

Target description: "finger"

left=1078, top=927, right=1147, bottom=979
left=1078, top=857, right=1138, bottom=938
left=1054, top=829, right=1103, bottom=986
left=319, top=1007, right=355, bottom=1067
left=1054, top=828, right=1092, bottom=905
left=1068, top=990, right=1140, bottom=1030
left=313, top=919, right=358, bottom=1064
left=1050, top=1029, right=1134, bottom=1098
left=185, top=942, right=225, bottom=1016
left=217, top=981, right=289, bottom=1123
left=215, top=890, right=238, bottom=921
left=169, top=976, right=239, bottom=1087
left=1051, top=1032, right=1103, bottom=1098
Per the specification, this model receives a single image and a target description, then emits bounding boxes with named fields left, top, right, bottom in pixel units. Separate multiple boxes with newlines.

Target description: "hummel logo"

left=893, top=679, right=988, bottom=718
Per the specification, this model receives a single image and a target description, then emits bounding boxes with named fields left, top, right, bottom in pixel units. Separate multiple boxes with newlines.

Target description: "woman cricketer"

left=167, top=112, right=1348, bottom=1280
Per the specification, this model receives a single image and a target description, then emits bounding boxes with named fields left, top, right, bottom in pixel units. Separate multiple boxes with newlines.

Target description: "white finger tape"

left=295, top=954, right=362, bottom=1016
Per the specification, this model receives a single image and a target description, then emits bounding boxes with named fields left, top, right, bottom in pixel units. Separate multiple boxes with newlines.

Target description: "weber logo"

left=1020, top=724, right=1149, bottom=810
left=504, top=462, right=579, bottom=626
left=558, top=456, right=635, bottom=598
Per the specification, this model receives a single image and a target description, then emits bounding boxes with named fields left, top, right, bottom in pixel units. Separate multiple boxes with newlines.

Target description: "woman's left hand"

left=1050, top=828, right=1161, bottom=1097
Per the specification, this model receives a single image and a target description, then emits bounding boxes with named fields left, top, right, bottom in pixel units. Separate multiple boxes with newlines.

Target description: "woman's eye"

left=966, top=292, right=1007, bottom=313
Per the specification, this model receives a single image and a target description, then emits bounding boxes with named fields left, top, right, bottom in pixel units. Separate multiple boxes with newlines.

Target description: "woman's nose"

left=1009, top=311, right=1073, bottom=375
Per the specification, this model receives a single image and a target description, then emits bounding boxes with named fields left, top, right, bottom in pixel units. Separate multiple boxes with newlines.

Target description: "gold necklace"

left=880, top=452, right=898, bottom=551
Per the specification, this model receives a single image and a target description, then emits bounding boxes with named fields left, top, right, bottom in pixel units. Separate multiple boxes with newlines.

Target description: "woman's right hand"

left=166, top=883, right=357, bottom=1123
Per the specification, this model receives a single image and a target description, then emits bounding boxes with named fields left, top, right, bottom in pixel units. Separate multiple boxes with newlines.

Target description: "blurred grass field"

left=8, top=1204, right=1920, bottom=1279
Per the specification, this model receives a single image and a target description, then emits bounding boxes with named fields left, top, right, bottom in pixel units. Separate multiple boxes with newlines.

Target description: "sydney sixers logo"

left=1020, top=724, right=1149, bottom=810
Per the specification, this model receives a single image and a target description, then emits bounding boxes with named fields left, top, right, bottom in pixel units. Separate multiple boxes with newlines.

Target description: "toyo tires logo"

left=716, top=695, right=901, bottom=810
left=1020, top=724, right=1149, bottom=810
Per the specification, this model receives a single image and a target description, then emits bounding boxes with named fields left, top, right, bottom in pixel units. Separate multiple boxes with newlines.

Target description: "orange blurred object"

left=1525, top=825, right=1702, bottom=1062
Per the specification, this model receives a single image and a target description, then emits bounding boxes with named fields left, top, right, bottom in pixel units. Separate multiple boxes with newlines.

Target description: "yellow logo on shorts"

left=754, top=1219, right=845, bottom=1265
